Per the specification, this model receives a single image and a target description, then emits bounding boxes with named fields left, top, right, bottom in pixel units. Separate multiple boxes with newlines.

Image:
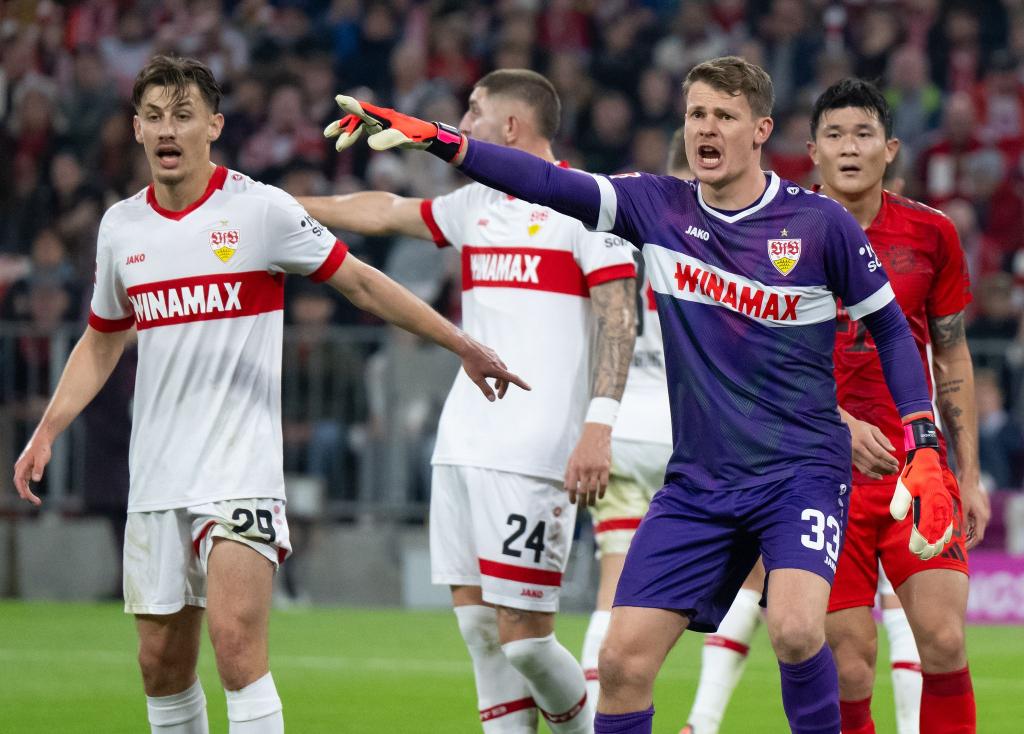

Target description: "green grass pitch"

left=1, top=601, right=1020, bottom=732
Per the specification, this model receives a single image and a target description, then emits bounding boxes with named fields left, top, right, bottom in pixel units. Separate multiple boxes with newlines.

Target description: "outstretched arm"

left=326, top=253, right=528, bottom=401
left=13, top=326, right=130, bottom=505
left=297, top=192, right=433, bottom=241
left=564, top=277, right=638, bottom=506
left=930, top=310, right=987, bottom=548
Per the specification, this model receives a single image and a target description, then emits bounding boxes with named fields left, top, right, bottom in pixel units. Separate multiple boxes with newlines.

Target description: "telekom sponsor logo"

left=126, top=271, right=284, bottom=330
left=461, top=246, right=589, bottom=296
left=965, top=551, right=1024, bottom=624
left=645, top=246, right=836, bottom=327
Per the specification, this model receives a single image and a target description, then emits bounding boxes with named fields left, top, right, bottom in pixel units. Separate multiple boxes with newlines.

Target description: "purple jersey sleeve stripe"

left=460, top=139, right=603, bottom=230
left=860, top=299, right=934, bottom=418
left=845, top=281, right=895, bottom=320
left=589, top=174, right=617, bottom=231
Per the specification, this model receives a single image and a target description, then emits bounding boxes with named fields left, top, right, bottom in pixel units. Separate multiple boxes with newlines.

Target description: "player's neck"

left=821, top=182, right=884, bottom=230
left=151, top=162, right=218, bottom=212
left=511, top=139, right=557, bottom=164
left=699, top=166, right=768, bottom=211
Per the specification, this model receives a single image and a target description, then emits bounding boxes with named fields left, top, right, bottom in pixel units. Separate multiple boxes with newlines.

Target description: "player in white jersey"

left=12, top=56, right=525, bottom=734
left=303, top=69, right=638, bottom=733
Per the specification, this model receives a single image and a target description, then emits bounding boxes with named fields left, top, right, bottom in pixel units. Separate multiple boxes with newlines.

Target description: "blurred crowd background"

left=1, top=0, right=1023, bottom=535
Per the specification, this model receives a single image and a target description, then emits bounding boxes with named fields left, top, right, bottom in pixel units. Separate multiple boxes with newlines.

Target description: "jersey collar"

left=146, top=165, right=228, bottom=221
left=697, top=171, right=780, bottom=223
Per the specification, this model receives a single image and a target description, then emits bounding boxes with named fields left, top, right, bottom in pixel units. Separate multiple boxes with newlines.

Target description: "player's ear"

left=133, top=115, right=144, bottom=144
left=503, top=115, right=518, bottom=146
left=753, top=116, right=773, bottom=147
left=208, top=112, right=225, bottom=143
left=885, top=136, right=900, bottom=165
left=807, top=139, right=819, bottom=166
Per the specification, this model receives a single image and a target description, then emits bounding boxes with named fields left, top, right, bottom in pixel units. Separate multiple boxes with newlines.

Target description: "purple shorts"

left=613, top=472, right=850, bottom=632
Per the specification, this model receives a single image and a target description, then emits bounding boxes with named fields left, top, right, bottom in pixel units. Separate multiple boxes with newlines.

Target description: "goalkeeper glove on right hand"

left=325, top=95, right=466, bottom=161
left=889, top=417, right=954, bottom=560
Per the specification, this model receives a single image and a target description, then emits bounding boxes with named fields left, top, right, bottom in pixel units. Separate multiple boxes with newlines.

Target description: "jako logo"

left=126, top=253, right=146, bottom=265
left=520, top=588, right=543, bottom=598
left=685, top=225, right=710, bottom=241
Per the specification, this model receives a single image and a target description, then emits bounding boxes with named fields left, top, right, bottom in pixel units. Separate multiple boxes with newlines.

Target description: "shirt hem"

left=127, top=490, right=287, bottom=513
left=430, top=457, right=565, bottom=483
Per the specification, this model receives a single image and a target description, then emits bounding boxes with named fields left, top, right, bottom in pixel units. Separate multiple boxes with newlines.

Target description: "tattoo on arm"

left=590, top=277, right=637, bottom=401
left=937, top=379, right=965, bottom=448
left=929, top=312, right=966, bottom=349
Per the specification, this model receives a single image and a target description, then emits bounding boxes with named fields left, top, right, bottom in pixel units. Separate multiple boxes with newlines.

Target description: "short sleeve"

left=425, top=183, right=487, bottom=252
left=926, top=215, right=972, bottom=318
left=573, top=229, right=637, bottom=288
left=588, top=172, right=675, bottom=246
left=824, top=204, right=895, bottom=321
left=261, top=186, right=347, bottom=281
left=88, top=214, right=135, bottom=332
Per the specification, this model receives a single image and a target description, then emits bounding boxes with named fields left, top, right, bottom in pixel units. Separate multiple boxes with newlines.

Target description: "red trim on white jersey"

left=420, top=199, right=450, bottom=248
left=594, top=517, right=643, bottom=534
left=480, top=697, right=536, bottom=721
left=146, top=166, right=228, bottom=221
left=478, top=558, right=563, bottom=587
left=705, top=634, right=750, bottom=656
left=584, top=667, right=599, bottom=681
left=461, top=246, right=590, bottom=296
left=126, top=270, right=285, bottom=331
left=308, top=239, right=349, bottom=282
left=892, top=661, right=923, bottom=673
left=193, top=520, right=217, bottom=557
left=88, top=311, right=135, bottom=332
left=587, top=262, right=637, bottom=288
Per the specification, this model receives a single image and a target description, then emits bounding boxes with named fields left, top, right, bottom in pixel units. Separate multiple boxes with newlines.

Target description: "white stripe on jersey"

left=645, top=245, right=838, bottom=327
left=845, top=281, right=896, bottom=320
left=697, top=173, right=781, bottom=223
left=590, top=174, right=618, bottom=232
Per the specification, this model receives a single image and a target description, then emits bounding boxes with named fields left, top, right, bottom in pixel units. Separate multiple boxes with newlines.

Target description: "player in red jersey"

left=809, top=79, right=990, bottom=734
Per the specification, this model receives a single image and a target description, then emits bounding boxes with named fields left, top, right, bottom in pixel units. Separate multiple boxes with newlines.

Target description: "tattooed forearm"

left=932, top=329, right=980, bottom=478
left=929, top=311, right=966, bottom=349
left=590, top=277, right=637, bottom=401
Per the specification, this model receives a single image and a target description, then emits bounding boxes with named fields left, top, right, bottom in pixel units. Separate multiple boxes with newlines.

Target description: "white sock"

left=883, top=607, right=921, bottom=734
left=147, top=678, right=209, bottom=733
left=581, top=610, right=611, bottom=710
left=454, top=606, right=537, bottom=733
left=225, top=672, right=283, bottom=734
left=686, top=588, right=762, bottom=734
left=502, top=634, right=591, bottom=734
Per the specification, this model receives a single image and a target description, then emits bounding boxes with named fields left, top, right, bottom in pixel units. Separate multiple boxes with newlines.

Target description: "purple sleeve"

left=824, top=203, right=894, bottom=320
left=460, top=139, right=604, bottom=228
left=860, top=299, right=934, bottom=419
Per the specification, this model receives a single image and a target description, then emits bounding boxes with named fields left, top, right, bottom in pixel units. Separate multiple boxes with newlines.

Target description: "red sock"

left=839, top=697, right=875, bottom=734
left=921, top=666, right=976, bottom=733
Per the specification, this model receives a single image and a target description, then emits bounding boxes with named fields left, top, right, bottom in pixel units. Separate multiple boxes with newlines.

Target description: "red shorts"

left=828, top=468, right=969, bottom=613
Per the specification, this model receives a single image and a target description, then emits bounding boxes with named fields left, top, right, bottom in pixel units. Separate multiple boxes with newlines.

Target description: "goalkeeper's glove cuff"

left=425, top=121, right=466, bottom=162
left=902, top=417, right=939, bottom=455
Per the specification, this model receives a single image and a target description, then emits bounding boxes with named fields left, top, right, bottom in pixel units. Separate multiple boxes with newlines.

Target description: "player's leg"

left=599, top=483, right=758, bottom=734
left=878, top=567, right=920, bottom=734
left=825, top=481, right=885, bottom=734
left=582, top=553, right=625, bottom=704
left=473, top=468, right=589, bottom=733
left=682, top=559, right=765, bottom=734
left=124, top=510, right=210, bottom=734
left=885, top=470, right=974, bottom=734
left=757, top=475, right=850, bottom=734
left=197, top=499, right=291, bottom=734
left=432, top=465, right=536, bottom=733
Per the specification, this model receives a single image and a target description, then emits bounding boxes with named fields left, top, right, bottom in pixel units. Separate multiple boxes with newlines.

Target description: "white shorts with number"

left=123, top=498, right=291, bottom=615
left=430, top=465, right=576, bottom=612
left=590, top=439, right=673, bottom=558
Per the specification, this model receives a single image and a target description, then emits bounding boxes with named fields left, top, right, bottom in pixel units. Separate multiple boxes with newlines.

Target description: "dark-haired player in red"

left=809, top=78, right=989, bottom=734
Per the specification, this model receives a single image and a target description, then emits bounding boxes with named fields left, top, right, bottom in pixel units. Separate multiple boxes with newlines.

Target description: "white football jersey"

left=422, top=175, right=636, bottom=481
left=613, top=272, right=672, bottom=446
left=88, top=166, right=346, bottom=512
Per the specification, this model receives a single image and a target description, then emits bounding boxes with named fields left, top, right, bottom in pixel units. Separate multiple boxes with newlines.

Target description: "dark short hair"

left=683, top=56, right=774, bottom=118
left=667, top=125, right=689, bottom=175
left=131, top=55, right=222, bottom=113
left=475, top=69, right=561, bottom=140
left=810, top=78, right=893, bottom=139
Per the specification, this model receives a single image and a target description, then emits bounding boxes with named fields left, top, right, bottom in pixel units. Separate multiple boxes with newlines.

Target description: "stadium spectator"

left=59, top=46, right=120, bottom=165
left=914, top=92, right=986, bottom=207
left=885, top=45, right=944, bottom=161
left=976, top=368, right=1024, bottom=490
left=239, top=82, right=325, bottom=177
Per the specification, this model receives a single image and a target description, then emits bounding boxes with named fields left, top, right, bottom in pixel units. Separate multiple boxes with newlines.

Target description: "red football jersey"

left=833, top=191, right=972, bottom=484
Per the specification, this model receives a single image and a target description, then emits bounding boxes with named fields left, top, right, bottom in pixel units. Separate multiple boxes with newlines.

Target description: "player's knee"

left=501, top=633, right=555, bottom=678
left=454, top=605, right=500, bottom=651
left=915, top=620, right=965, bottom=664
left=768, top=619, right=825, bottom=664
left=597, top=640, right=654, bottom=696
left=834, top=649, right=876, bottom=696
left=138, top=644, right=195, bottom=695
left=208, top=620, right=258, bottom=679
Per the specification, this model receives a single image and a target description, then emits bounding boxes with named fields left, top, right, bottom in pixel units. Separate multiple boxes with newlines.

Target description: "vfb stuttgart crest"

left=767, top=232, right=801, bottom=276
left=210, top=228, right=240, bottom=263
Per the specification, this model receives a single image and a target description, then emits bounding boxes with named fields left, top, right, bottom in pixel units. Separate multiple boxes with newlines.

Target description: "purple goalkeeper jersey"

left=590, top=171, right=896, bottom=490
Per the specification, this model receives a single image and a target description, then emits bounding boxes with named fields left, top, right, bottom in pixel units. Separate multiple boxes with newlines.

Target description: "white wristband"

left=585, top=397, right=620, bottom=426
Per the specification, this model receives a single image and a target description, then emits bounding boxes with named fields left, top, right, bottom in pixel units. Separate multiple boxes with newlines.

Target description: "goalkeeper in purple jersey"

left=323, top=56, right=956, bottom=734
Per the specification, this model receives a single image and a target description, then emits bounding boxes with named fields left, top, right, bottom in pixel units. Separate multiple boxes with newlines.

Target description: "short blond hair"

left=683, top=56, right=774, bottom=117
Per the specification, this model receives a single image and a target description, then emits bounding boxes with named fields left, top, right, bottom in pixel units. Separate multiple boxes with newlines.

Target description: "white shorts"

left=123, top=498, right=291, bottom=615
left=877, top=561, right=895, bottom=597
left=590, top=439, right=672, bottom=558
left=430, top=465, right=576, bottom=612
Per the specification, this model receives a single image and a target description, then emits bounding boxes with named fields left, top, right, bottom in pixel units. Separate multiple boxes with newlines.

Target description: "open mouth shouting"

left=697, top=144, right=722, bottom=169
left=156, top=143, right=183, bottom=169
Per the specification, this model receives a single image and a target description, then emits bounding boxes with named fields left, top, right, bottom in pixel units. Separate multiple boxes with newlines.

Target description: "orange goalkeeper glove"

left=325, top=95, right=465, bottom=161
left=889, top=417, right=954, bottom=560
